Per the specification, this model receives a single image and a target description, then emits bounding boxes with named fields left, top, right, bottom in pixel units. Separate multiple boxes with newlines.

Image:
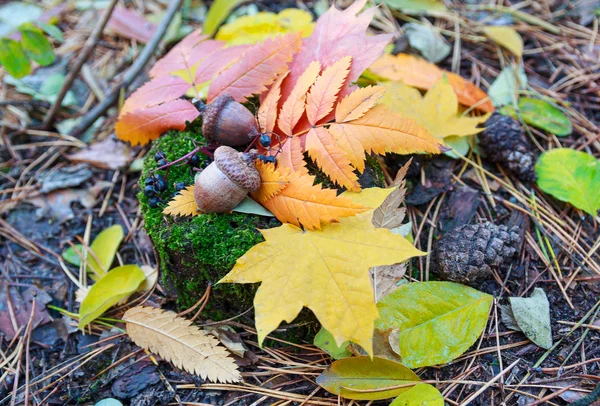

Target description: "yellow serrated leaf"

left=252, top=161, right=290, bottom=203
left=163, top=185, right=199, bottom=217
left=483, top=26, right=523, bottom=58
left=335, top=85, right=386, bottom=123
left=219, top=188, right=425, bottom=355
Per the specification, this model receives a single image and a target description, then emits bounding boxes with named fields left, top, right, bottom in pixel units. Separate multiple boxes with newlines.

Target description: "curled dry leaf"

left=123, top=306, right=241, bottom=383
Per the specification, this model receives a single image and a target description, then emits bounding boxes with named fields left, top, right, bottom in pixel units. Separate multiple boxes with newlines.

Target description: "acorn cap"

left=202, top=94, right=234, bottom=143
left=214, top=146, right=261, bottom=192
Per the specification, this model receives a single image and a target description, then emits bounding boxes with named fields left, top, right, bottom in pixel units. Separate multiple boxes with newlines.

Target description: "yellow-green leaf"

left=0, top=38, right=30, bottom=78
left=376, top=281, right=493, bottom=368
left=483, top=26, right=523, bottom=57
left=20, top=22, right=55, bottom=66
left=78, top=265, right=146, bottom=329
left=316, top=356, right=422, bottom=400
left=502, top=98, right=572, bottom=136
left=535, top=148, right=600, bottom=216
left=87, top=225, right=125, bottom=279
left=202, top=0, right=245, bottom=37
left=389, top=383, right=444, bottom=406
left=381, top=0, right=447, bottom=14
left=314, top=327, right=352, bottom=360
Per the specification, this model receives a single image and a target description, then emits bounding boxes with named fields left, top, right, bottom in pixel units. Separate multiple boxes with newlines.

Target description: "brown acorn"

left=197, top=95, right=260, bottom=147
left=193, top=146, right=261, bottom=213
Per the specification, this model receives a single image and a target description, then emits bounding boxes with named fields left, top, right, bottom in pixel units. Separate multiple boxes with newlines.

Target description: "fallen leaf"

left=203, top=0, right=245, bottom=37
left=251, top=161, right=289, bottom=204
left=335, top=85, right=385, bottom=123
left=39, top=163, right=93, bottom=193
left=0, top=286, right=52, bottom=340
left=371, top=265, right=407, bottom=302
left=276, top=135, right=307, bottom=173
left=487, top=64, right=527, bottom=107
left=368, top=53, right=494, bottom=112
left=306, top=56, right=351, bottom=125
left=205, top=325, right=249, bottom=358
left=508, top=288, right=553, bottom=349
left=208, top=33, right=301, bottom=103
left=123, top=306, right=241, bottom=383
left=502, top=97, right=572, bottom=136
left=232, top=196, right=274, bottom=217
left=314, top=327, right=352, bottom=359
left=316, top=356, right=423, bottom=400
left=220, top=188, right=425, bottom=354
left=67, top=137, right=135, bottom=170
left=78, top=265, right=146, bottom=329
left=257, top=71, right=288, bottom=134
left=376, top=281, right=492, bottom=368
left=163, top=185, right=199, bottom=217
left=389, top=383, right=444, bottom=406
left=119, top=75, right=192, bottom=115
left=381, top=0, right=447, bottom=13
left=148, top=30, right=213, bottom=79
left=62, top=244, right=84, bottom=266
left=404, top=23, right=451, bottom=63
left=138, top=265, right=158, bottom=293
left=87, top=224, right=124, bottom=279
left=107, top=6, right=155, bottom=43
left=535, top=148, right=600, bottom=216
left=483, top=26, right=523, bottom=58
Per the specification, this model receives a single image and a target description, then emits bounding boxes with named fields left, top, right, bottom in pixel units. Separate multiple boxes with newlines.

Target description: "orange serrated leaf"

left=335, top=85, right=385, bottom=123
left=262, top=171, right=367, bottom=230
left=306, top=56, right=352, bottom=125
left=251, top=161, right=290, bottom=203
left=120, top=75, right=192, bottom=115
left=329, top=104, right=442, bottom=170
left=257, top=71, right=288, bottom=133
left=278, top=61, right=321, bottom=136
left=368, top=53, right=494, bottom=113
left=277, top=136, right=307, bottom=174
left=115, top=100, right=200, bottom=146
left=305, top=127, right=360, bottom=191
left=162, top=185, right=199, bottom=216
left=208, top=33, right=301, bottom=103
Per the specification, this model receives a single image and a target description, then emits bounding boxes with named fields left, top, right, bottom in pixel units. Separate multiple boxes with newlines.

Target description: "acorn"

left=194, top=146, right=261, bottom=213
left=196, top=95, right=260, bottom=147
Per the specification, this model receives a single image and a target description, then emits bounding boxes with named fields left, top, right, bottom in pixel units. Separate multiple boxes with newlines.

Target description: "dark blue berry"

left=157, top=158, right=167, bottom=167
left=154, top=174, right=167, bottom=192
left=175, top=182, right=186, bottom=191
left=145, top=177, right=154, bottom=186
left=189, top=154, right=200, bottom=168
left=259, top=134, right=271, bottom=148
left=148, top=196, right=161, bottom=208
left=143, top=185, right=156, bottom=197
left=154, top=151, right=165, bottom=162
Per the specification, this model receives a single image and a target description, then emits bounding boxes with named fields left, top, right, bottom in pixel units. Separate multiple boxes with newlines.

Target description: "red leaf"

left=107, top=7, right=156, bottom=43
left=258, top=72, right=288, bottom=134
left=193, top=44, right=250, bottom=84
left=121, top=75, right=191, bottom=115
left=208, top=33, right=301, bottom=103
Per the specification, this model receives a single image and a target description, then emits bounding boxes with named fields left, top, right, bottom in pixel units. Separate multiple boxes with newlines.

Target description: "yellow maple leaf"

left=219, top=188, right=425, bottom=355
left=379, top=77, right=491, bottom=145
left=163, top=186, right=199, bottom=216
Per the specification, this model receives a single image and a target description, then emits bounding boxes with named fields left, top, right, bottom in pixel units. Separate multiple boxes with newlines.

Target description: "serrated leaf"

left=276, top=136, right=307, bottom=174
left=368, top=53, right=494, bottom=112
left=163, top=185, right=199, bottom=217
left=535, top=148, right=600, bottom=216
left=87, top=225, right=124, bottom=279
left=149, top=30, right=213, bottom=79
left=278, top=60, right=321, bottom=136
left=404, top=23, right=451, bottom=63
left=123, top=306, right=241, bottom=383
left=306, top=56, right=351, bottom=125
left=261, top=171, right=366, bottom=229
left=305, top=126, right=361, bottom=191
left=316, top=356, right=422, bottom=400
left=120, top=75, right=192, bottom=115
left=220, top=188, right=425, bottom=354
left=202, top=0, right=245, bottom=36
left=251, top=161, right=289, bottom=203
left=483, top=26, right=523, bottom=57
left=314, top=327, right=352, bottom=359
left=389, top=383, right=444, bottom=406
left=0, top=38, right=30, bottom=78
left=20, top=23, right=55, bottom=66
left=78, top=265, right=146, bottom=329
left=503, top=97, right=572, bottom=136
left=257, top=71, right=288, bottom=133
left=508, top=288, right=553, bottom=349
left=376, top=281, right=493, bottom=368
left=208, top=33, right=301, bottom=103
left=335, top=85, right=385, bottom=123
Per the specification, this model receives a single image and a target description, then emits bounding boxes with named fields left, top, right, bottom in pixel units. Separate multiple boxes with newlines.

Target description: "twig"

left=70, top=0, right=183, bottom=138
left=42, top=0, right=119, bottom=128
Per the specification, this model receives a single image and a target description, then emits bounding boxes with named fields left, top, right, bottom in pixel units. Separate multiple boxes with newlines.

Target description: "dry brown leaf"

left=67, top=137, right=134, bottom=170
left=371, top=264, right=407, bottom=302
left=163, top=186, right=199, bottom=217
left=123, top=306, right=241, bottom=383
left=372, top=158, right=411, bottom=229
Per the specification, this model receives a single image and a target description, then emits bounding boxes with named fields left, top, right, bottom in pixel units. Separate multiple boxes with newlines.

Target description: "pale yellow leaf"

left=335, top=85, right=386, bottom=123
left=163, top=185, right=199, bottom=216
left=483, top=26, right=523, bottom=58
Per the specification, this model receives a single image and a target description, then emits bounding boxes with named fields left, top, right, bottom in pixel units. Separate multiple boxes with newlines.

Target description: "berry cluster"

left=144, top=173, right=167, bottom=208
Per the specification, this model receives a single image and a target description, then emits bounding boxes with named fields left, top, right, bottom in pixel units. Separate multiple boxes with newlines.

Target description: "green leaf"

left=4, top=72, right=77, bottom=106
left=483, top=26, right=524, bottom=57
left=389, top=383, right=444, bottom=406
left=78, top=265, right=146, bottom=329
left=62, top=244, right=84, bottom=266
left=506, top=98, right=572, bottom=136
left=35, top=21, right=64, bottom=42
left=203, top=0, right=244, bottom=36
left=314, top=327, right=352, bottom=360
left=0, top=38, right=30, bottom=78
left=535, top=148, right=600, bottom=216
left=488, top=64, right=527, bottom=107
left=232, top=196, right=274, bottom=217
left=376, top=281, right=493, bottom=368
left=19, top=23, right=55, bottom=66
left=87, top=225, right=125, bottom=279
left=507, top=288, right=553, bottom=349
left=379, top=0, right=447, bottom=13
left=403, top=23, right=451, bottom=64
left=316, top=356, right=422, bottom=400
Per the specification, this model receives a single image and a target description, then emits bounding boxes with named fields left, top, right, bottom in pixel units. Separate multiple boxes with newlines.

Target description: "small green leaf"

left=507, top=288, right=553, bottom=349
left=376, top=281, right=493, bottom=368
left=535, top=148, right=600, bottom=216
left=35, top=21, right=64, bottom=42
left=314, top=327, right=352, bottom=359
left=62, top=244, right=84, bottom=266
left=512, top=98, right=572, bottom=136
left=0, top=38, right=30, bottom=78
left=488, top=64, right=527, bottom=107
left=78, top=265, right=146, bottom=329
left=389, top=383, right=444, bottom=406
left=232, top=196, right=274, bottom=217
left=87, top=225, right=125, bottom=279
left=379, top=0, right=447, bottom=13
left=19, top=23, right=55, bottom=66
left=203, top=0, right=245, bottom=36
left=403, top=23, right=450, bottom=64
left=316, top=356, right=422, bottom=400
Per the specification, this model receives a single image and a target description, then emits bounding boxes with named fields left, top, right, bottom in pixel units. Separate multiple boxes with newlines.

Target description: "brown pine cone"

left=479, top=112, right=537, bottom=182
left=432, top=222, right=521, bottom=285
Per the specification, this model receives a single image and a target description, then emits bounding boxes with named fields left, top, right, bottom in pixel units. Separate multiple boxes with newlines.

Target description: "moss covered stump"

left=140, top=129, right=385, bottom=322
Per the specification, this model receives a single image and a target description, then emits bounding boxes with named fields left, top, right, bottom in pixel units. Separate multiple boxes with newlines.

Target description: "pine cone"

left=432, top=222, right=521, bottom=285
left=479, top=112, right=537, bottom=182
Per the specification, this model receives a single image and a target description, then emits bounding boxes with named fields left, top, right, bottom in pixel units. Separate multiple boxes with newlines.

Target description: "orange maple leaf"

left=306, top=56, right=351, bottom=126
left=251, top=161, right=290, bottom=203
left=208, top=33, right=301, bottom=103
left=258, top=72, right=288, bottom=134
left=262, top=172, right=367, bottom=230
left=163, top=186, right=199, bottom=216
left=368, top=53, right=494, bottom=113
left=277, top=61, right=321, bottom=136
